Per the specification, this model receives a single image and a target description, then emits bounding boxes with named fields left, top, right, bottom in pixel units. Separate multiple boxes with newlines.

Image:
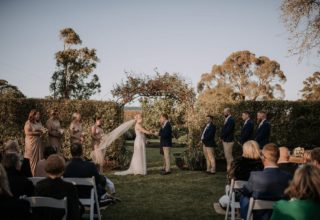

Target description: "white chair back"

left=63, top=177, right=101, bottom=220
left=22, top=196, right=68, bottom=220
left=246, top=197, right=275, bottom=220
left=225, top=179, right=248, bottom=220
left=28, top=177, right=45, bottom=186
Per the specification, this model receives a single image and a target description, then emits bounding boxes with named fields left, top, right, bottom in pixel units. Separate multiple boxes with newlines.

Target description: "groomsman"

left=220, top=108, right=235, bottom=171
left=239, top=111, right=254, bottom=145
left=158, top=113, right=172, bottom=175
left=201, top=115, right=217, bottom=174
left=255, top=110, right=271, bottom=148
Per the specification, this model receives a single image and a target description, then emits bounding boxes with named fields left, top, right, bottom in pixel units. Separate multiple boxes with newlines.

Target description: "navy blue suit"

left=240, top=168, right=291, bottom=220
left=159, top=121, right=172, bottom=154
left=240, top=119, right=254, bottom=145
left=220, top=116, right=235, bottom=142
left=201, top=123, right=216, bottom=147
left=255, top=120, right=271, bottom=148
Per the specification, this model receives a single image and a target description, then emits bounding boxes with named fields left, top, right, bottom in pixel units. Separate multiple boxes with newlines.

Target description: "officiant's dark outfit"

left=159, top=121, right=172, bottom=173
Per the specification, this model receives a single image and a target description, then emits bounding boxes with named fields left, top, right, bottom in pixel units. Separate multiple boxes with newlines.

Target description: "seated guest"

left=64, top=143, right=114, bottom=202
left=228, top=140, right=264, bottom=181
left=311, top=147, right=320, bottom=168
left=277, top=147, right=298, bottom=176
left=35, top=146, right=56, bottom=177
left=214, top=140, right=263, bottom=214
left=0, top=164, right=31, bottom=220
left=240, top=143, right=291, bottom=220
left=35, top=154, right=81, bottom=220
left=270, top=164, right=320, bottom=220
left=2, top=153, right=34, bottom=198
left=3, top=140, right=32, bottom=177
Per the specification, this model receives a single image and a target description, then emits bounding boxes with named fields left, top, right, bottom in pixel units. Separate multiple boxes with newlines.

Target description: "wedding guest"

left=0, top=164, right=31, bottom=220
left=214, top=140, right=263, bottom=214
left=201, top=115, right=217, bottom=174
left=228, top=140, right=263, bottom=181
left=254, top=110, right=271, bottom=148
left=34, top=146, right=57, bottom=177
left=239, top=143, right=291, bottom=220
left=3, top=140, right=32, bottom=177
left=24, top=109, right=44, bottom=176
left=35, top=154, right=81, bottom=220
left=220, top=108, right=235, bottom=171
left=46, top=109, right=63, bottom=153
left=69, top=112, right=84, bottom=144
left=91, top=116, right=104, bottom=170
left=311, top=147, right=320, bottom=168
left=239, top=111, right=254, bottom=145
left=270, top=164, right=320, bottom=220
left=278, top=147, right=298, bottom=176
left=64, top=143, right=114, bottom=203
left=2, top=153, right=34, bottom=198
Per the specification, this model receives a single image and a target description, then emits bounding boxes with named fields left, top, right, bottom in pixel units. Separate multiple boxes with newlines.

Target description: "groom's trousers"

left=163, top=147, right=171, bottom=172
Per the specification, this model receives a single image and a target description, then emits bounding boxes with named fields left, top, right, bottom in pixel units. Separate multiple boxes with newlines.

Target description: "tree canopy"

left=0, top=80, right=25, bottom=99
left=197, top=50, right=287, bottom=101
left=301, top=71, right=320, bottom=100
left=281, top=0, right=320, bottom=59
left=50, top=28, right=101, bottom=100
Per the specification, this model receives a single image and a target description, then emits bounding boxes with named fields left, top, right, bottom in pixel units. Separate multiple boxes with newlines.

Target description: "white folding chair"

left=28, top=177, right=45, bottom=186
left=63, top=177, right=101, bottom=220
left=225, top=179, right=247, bottom=220
left=246, top=197, right=275, bottom=220
left=22, top=196, right=68, bottom=220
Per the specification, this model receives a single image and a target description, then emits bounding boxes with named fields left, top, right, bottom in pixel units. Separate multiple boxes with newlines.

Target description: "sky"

left=0, top=0, right=319, bottom=103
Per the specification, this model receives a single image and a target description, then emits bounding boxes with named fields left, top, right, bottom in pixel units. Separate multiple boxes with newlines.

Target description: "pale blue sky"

left=0, top=0, right=318, bottom=102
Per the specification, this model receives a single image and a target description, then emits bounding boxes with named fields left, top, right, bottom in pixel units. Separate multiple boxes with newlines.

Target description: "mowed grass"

left=102, top=142, right=226, bottom=220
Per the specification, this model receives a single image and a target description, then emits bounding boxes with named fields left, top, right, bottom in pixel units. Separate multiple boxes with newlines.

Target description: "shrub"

left=0, top=98, right=129, bottom=167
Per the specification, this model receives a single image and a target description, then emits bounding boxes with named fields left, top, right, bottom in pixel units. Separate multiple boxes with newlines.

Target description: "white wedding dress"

left=114, top=127, right=147, bottom=176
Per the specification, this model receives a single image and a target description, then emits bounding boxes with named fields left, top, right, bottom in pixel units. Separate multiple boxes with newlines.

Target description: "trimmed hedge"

left=0, top=98, right=125, bottom=161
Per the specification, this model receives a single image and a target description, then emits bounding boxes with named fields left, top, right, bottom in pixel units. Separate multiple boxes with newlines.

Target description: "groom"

left=156, top=113, right=172, bottom=175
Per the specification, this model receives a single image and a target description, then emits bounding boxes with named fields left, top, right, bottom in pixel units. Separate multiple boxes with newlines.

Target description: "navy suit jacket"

left=159, top=121, right=172, bottom=147
left=255, top=120, right=271, bottom=148
left=220, top=116, right=235, bottom=142
left=240, top=119, right=254, bottom=145
left=201, top=123, right=216, bottom=147
left=240, top=167, right=291, bottom=220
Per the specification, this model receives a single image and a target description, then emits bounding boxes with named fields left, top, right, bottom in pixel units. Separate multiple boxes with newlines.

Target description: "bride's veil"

left=91, top=119, right=136, bottom=165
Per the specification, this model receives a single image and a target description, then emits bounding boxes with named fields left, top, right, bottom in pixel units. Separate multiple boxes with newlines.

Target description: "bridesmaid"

left=46, top=109, right=63, bottom=153
left=91, top=116, right=104, bottom=170
left=69, top=112, right=84, bottom=144
left=91, top=116, right=104, bottom=150
left=24, top=109, right=44, bottom=176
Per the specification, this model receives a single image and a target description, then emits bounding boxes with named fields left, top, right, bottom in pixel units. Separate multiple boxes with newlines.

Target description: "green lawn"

left=102, top=144, right=226, bottom=220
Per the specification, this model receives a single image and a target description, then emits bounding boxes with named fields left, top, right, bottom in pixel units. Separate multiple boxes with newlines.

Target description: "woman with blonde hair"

left=214, top=140, right=263, bottom=213
left=228, top=140, right=263, bottom=181
left=24, top=109, right=45, bottom=176
left=46, top=109, right=64, bottom=153
left=270, top=164, right=320, bottom=220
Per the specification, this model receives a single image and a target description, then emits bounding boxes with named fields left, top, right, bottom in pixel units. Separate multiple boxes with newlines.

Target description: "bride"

left=114, top=114, right=153, bottom=176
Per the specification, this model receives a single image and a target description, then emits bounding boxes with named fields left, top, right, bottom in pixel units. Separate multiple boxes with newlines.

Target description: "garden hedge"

left=0, top=98, right=124, bottom=160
